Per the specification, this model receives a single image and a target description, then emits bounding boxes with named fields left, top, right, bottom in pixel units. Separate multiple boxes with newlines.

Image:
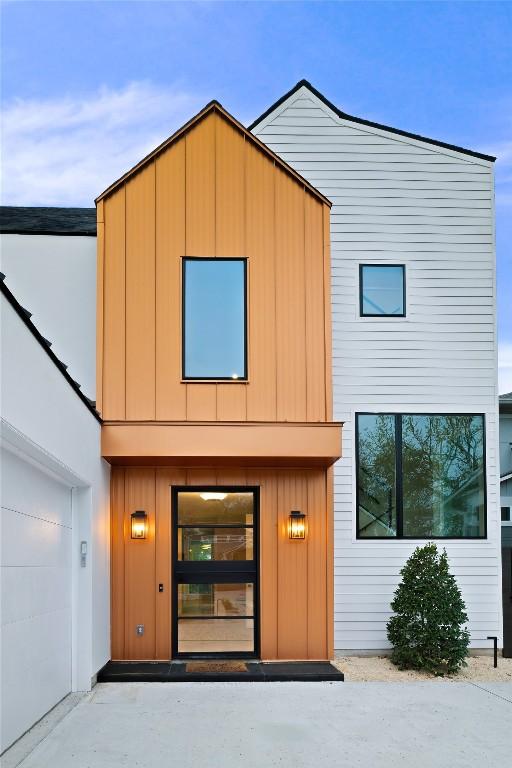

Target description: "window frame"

left=502, top=498, right=512, bottom=526
left=355, top=412, right=487, bottom=540
left=181, top=256, right=248, bottom=382
left=359, top=264, right=406, bottom=318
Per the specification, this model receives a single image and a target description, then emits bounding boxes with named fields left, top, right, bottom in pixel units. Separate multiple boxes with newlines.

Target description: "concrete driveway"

left=10, top=681, right=512, bottom=767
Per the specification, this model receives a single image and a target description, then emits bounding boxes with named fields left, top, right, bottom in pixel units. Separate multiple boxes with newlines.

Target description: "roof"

left=248, top=79, right=496, bottom=163
left=0, top=272, right=101, bottom=422
left=0, top=206, right=97, bottom=236
left=95, top=100, right=331, bottom=207
left=500, top=392, right=512, bottom=414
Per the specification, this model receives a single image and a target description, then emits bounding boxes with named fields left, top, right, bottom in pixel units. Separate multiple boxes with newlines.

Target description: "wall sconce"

left=131, top=510, right=148, bottom=539
left=288, top=510, right=306, bottom=540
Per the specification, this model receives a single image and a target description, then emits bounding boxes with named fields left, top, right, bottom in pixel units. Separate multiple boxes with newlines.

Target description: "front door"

left=172, top=487, right=259, bottom=658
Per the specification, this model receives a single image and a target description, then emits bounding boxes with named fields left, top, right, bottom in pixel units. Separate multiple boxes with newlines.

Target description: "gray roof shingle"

left=0, top=206, right=96, bottom=236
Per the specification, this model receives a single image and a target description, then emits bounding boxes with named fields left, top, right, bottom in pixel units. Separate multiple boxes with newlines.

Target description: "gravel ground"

left=333, top=654, right=512, bottom=681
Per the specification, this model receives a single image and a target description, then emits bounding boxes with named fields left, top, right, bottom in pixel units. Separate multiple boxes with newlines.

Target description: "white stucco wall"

left=0, top=234, right=97, bottom=400
left=0, top=293, right=109, bottom=752
left=252, top=85, right=501, bottom=651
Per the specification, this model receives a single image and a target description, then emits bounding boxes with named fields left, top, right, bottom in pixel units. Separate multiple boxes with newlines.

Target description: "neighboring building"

left=0, top=82, right=502, bottom=752
left=500, top=392, right=512, bottom=535
left=499, top=393, right=512, bottom=656
left=250, top=80, right=500, bottom=652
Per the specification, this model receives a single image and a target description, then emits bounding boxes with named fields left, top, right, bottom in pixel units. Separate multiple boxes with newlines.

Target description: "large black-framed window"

left=172, top=486, right=259, bottom=659
left=359, top=264, right=405, bottom=317
left=356, top=413, right=486, bottom=539
left=182, top=257, right=248, bottom=380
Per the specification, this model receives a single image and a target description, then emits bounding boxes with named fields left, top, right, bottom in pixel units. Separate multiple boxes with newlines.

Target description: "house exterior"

left=97, top=101, right=341, bottom=663
left=250, top=81, right=500, bottom=652
left=0, top=82, right=501, bottom=753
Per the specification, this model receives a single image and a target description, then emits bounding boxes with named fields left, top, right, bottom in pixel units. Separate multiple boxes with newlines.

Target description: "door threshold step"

left=97, top=660, right=344, bottom=682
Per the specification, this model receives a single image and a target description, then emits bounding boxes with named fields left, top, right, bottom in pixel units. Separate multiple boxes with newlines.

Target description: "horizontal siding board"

left=253, top=87, right=499, bottom=651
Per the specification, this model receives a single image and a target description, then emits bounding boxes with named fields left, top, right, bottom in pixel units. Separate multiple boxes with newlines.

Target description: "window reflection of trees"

left=358, top=414, right=485, bottom=538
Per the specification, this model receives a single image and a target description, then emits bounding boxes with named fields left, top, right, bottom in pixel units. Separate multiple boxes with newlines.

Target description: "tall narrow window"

left=359, top=264, right=405, bottom=317
left=356, top=414, right=397, bottom=537
left=183, top=258, right=247, bottom=380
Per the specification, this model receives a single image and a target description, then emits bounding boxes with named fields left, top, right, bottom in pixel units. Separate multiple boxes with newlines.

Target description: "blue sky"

left=2, top=0, right=511, bottom=390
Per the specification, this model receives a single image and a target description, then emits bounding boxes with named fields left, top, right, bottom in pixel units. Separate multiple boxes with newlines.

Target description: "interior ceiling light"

left=199, top=492, right=227, bottom=502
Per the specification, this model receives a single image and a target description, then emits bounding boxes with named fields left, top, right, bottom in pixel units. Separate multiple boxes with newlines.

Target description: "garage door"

left=1, top=448, right=72, bottom=752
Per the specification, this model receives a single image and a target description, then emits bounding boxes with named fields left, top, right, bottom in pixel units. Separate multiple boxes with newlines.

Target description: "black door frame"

left=171, top=485, right=260, bottom=660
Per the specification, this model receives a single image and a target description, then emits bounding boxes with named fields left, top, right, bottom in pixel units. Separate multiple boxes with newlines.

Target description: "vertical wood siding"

left=99, top=111, right=330, bottom=423
left=155, top=140, right=186, bottom=420
left=125, top=165, right=156, bottom=420
left=102, top=188, right=126, bottom=419
left=252, top=86, right=500, bottom=650
left=111, top=465, right=332, bottom=661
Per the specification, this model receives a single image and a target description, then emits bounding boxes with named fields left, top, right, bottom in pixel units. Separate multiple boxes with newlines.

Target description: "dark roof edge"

left=0, top=229, right=96, bottom=237
left=0, top=275, right=101, bottom=423
left=248, top=79, right=496, bottom=163
left=95, top=100, right=331, bottom=207
left=0, top=207, right=97, bottom=236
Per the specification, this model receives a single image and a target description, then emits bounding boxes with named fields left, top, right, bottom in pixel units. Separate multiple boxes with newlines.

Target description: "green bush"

left=387, top=542, right=470, bottom=675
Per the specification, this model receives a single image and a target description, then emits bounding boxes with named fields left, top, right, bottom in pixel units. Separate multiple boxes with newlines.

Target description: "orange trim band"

left=102, top=421, right=342, bottom=467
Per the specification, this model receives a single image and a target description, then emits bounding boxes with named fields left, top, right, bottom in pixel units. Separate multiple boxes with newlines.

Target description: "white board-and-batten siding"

left=252, top=86, right=500, bottom=650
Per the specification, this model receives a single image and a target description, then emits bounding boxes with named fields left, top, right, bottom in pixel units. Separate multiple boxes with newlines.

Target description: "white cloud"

left=1, top=81, right=205, bottom=206
left=499, top=342, right=512, bottom=395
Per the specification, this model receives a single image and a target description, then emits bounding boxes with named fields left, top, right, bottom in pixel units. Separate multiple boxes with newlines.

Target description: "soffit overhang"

left=101, top=421, right=342, bottom=468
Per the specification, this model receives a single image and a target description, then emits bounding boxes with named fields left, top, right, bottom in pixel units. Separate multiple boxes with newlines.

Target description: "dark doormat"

left=98, top=660, right=343, bottom=682
left=186, top=661, right=248, bottom=673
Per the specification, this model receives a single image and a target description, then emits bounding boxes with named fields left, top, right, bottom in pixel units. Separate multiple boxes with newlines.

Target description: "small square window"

left=360, top=265, right=405, bottom=317
left=502, top=506, right=511, bottom=522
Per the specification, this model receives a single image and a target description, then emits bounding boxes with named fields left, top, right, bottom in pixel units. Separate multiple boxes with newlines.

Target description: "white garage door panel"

left=2, top=611, right=71, bottom=750
left=2, top=563, right=70, bottom=625
left=1, top=448, right=72, bottom=751
left=1, top=449, right=72, bottom=527
left=1, top=506, right=71, bottom=567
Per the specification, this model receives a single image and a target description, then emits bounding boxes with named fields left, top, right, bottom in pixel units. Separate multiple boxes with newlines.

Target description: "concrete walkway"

left=11, top=681, right=512, bottom=767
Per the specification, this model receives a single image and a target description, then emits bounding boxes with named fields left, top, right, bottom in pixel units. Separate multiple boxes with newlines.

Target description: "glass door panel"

left=177, top=528, right=254, bottom=561
left=178, top=582, right=254, bottom=617
left=177, top=491, right=254, bottom=526
left=178, top=619, right=255, bottom=654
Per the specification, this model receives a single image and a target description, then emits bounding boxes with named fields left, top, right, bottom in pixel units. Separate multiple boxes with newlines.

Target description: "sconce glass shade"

left=288, top=510, right=306, bottom=540
left=131, top=510, right=148, bottom=539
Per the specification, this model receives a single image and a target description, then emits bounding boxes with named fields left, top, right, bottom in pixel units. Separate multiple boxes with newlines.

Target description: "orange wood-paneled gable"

left=111, top=465, right=333, bottom=661
left=97, top=108, right=332, bottom=424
